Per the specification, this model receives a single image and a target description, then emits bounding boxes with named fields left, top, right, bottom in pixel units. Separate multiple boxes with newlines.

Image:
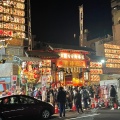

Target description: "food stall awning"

left=27, top=51, right=60, bottom=58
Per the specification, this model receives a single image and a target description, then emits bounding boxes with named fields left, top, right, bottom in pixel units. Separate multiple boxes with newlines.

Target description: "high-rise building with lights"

left=0, top=0, right=31, bottom=58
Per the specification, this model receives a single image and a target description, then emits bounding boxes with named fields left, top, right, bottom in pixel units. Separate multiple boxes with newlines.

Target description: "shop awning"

left=26, top=51, right=60, bottom=58
left=18, top=57, right=40, bottom=61
left=13, top=56, right=41, bottom=63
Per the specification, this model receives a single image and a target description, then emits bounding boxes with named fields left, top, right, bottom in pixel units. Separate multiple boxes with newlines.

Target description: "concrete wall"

left=0, top=63, right=13, bottom=77
left=0, top=63, right=18, bottom=77
left=112, top=24, right=120, bottom=44
left=95, top=41, right=104, bottom=56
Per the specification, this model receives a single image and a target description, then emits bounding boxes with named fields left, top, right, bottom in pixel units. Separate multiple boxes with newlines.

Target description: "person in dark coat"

left=110, top=85, right=117, bottom=110
left=57, top=87, right=66, bottom=118
left=74, top=89, right=83, bottom=113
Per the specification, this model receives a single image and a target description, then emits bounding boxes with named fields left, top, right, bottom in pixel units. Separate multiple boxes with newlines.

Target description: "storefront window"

left=58, top=71, right=63, bottom=81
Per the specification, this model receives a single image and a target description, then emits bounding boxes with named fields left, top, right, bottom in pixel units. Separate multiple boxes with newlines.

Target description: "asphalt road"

left=50, top=108, right=120, bottom=120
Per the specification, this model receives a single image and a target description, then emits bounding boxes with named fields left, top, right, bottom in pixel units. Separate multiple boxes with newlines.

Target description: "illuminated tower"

left=0, top=0, right=31, bottom=59
left=111, top=0, right=120, bottom=44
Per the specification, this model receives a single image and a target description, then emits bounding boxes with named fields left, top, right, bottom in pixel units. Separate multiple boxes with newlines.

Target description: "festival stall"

left=99, top=79, right=120, bottom=108
left=55, top=51, right=88, bottom=86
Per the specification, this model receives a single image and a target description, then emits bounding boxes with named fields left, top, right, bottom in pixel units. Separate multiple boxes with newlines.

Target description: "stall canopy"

left=13, top=56, right=41, bottom=64
left=26, top=51, right=60, bottom=58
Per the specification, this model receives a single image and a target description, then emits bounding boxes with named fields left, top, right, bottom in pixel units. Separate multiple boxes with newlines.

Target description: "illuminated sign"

left=59, top=53, right=84, bottom=60
left=0, top=29, right=13, bottom=36
left=90, top=75, right=100, bottom=81
left=57, top=60, right=86, bottom=67
left=0, top=23, right=25, bottom=31
left=104, top=44, right=120, bottom=69
left=90, top=62, right=102, bottom=68
left=0, top=29, right=25, bottom=38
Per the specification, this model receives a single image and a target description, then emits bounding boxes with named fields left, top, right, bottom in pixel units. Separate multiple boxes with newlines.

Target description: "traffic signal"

left=79, top=72, right=83, bottom=78
left=0, top=59, right=6, bottom=64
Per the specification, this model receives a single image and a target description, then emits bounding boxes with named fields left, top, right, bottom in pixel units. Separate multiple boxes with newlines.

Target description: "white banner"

left=41, top=75, right=47, bottom=101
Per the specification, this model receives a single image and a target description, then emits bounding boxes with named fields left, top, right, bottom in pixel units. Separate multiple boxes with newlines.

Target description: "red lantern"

left=23, top=69, right=27, bottom=73
left=34, top=74, right=38, bottom=78
left=28, top=61, right=32, bottom=65
left=34, top=74, right=40, bottom=79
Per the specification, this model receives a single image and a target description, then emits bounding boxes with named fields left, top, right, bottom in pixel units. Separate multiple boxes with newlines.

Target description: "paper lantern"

left=23, top=69, right=27, bottom=73
left=34, top=74, right=37, bottom=78
left=34, top=74, right=40, bottom=79
left=46, top=69, right=50, bottom=73
left=28, top=61, right=32, bottom=65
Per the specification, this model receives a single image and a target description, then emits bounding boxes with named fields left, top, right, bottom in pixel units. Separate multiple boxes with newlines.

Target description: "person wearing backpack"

left=80, top=86, right=89, bottom=110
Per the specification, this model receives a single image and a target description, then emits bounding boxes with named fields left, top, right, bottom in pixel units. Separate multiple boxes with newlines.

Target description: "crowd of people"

left=1, top=84, right=119, bottom=118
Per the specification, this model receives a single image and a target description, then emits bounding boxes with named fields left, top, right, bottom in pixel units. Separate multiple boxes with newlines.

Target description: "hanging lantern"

left=23, top=69, right=27, bottom=73
left=46, top=69, right=50, bottom=73
left=34, top=74, right=40, bottom=79
left=28, top=61, right=32, bottom=65
left=34, top=74, right=38, bottom=79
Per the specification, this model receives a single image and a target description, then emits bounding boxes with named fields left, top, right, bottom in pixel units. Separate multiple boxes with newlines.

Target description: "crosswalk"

left=65, top=113, right=100, bottom=120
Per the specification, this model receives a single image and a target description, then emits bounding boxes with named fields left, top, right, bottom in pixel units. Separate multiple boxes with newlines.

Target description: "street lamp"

left=101, top=59, right=105, bottom=63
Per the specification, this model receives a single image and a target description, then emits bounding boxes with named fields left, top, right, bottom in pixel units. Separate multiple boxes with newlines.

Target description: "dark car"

left=0, top=95, right=55, bottom=120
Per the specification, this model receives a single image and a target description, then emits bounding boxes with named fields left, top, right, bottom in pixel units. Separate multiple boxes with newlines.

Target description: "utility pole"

left=79, top=5, right=84, bottom=47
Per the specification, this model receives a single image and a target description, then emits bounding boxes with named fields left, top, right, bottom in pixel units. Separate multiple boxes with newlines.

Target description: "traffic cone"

left=95, top=101, right=98, bottom=108
left=72, top=101, right=76, bottom=111
left=55, top=104, right=59, bottom=114
left=91, top=102, right=95, bottom=109
left=95, top=98, right=98, bottom=108
left=95, top=98, right=98, bottom=103
left=114, top=103, right=118, bottom=109
left=104, top=100, right=109, bottom=108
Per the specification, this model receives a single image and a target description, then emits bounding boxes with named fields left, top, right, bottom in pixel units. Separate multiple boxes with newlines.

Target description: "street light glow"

left=101, top=59, right=105, bottom=63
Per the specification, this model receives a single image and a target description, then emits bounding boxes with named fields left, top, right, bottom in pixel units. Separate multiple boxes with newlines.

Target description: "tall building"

left=111, top=0, right=120, bottom=44
left=0, top=0, right=31, bottom=59
left=81, top=0, right=120, bottom=48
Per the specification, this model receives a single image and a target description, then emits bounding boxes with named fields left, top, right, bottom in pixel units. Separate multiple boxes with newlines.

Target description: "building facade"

left=95, top=41, right=120, bottom=74
left=0, top=0, right=30, bottom=59
left=111, top=0, right=120, bottom=45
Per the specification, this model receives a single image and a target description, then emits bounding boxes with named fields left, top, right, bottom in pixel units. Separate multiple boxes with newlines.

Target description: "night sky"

left=30, top=0, right=112, bottom=46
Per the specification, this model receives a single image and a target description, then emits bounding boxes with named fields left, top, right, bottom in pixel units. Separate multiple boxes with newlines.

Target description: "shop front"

left=19, top=58, right=56, bottom=94
left=24, top=51, right=60, bottom=91
left=56, top=54, right=87, bottom=87
left=12, top=56, right=42, bottom=94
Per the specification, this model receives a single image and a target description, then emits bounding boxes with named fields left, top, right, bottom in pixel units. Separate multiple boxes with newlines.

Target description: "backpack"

left=83, top=89, right=89, bottom=99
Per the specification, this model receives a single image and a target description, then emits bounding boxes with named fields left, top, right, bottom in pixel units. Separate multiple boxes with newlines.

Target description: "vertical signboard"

left=11, top=75, right=17, bottom=92
left=41, top=75, right=47, bottom=101
left=79, top=5, right=84, bottom=46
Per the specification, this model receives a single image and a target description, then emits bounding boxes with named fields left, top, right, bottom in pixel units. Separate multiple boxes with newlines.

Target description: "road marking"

left=65, top=113, right=100, bottom=120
